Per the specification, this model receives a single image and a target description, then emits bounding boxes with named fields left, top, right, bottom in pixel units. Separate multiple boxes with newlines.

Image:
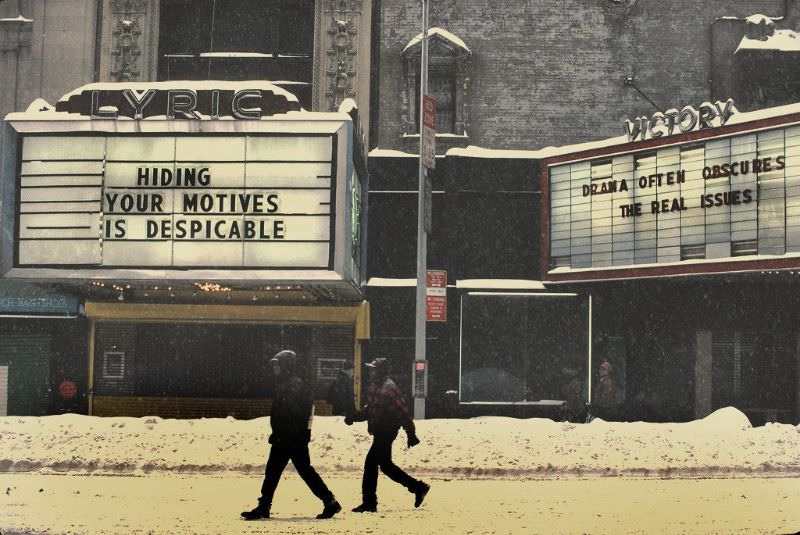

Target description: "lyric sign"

left=16, top=135, right=337, bottom=269
left=54, top=84, right=300, bottom=120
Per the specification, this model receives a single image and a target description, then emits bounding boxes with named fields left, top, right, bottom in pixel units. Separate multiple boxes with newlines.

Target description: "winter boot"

left=413, top=482, right=430, bottom=508
left=317, top=498, right=342, bottom=519
left=351, top=502, right=378, bottom=513
left=241, top=502, right=270, bottom=521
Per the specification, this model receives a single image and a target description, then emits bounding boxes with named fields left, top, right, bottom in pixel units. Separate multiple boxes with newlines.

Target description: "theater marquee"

left=2, top=82, right=363, bottom=291
left=546, top=109, right=800, bottom=279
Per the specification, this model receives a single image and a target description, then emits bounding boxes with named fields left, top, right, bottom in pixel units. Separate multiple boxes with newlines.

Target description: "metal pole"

left=413, top=0, right=430, bottom=420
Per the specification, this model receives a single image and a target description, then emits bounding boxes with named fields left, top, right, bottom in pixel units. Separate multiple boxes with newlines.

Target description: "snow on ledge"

left=737, top=29, right=800, bottom=52
left=402, top=27, right=470, bottom=55
left=0, top=15, right=33, bottom=23
left=549, top=251, right=800, bottom=276
left=337, top=98, right=358, bottom=115
left=368, top=148, right=418, bottom=158
left=446, top=145, right=543, bottom=159
left=745, top=13, right=774, bottom=25
left=366, top=277, right=418, bottom=287
left=455, top=279, right=546, bottom=290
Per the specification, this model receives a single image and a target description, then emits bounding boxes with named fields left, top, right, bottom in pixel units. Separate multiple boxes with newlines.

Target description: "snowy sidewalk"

left=1, top=407, right=799, bottom=479
left=2, top=473, right=799, bottom=534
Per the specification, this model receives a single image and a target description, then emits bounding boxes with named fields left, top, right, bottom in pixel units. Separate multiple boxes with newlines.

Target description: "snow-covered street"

left=1, top=407, right=800, bottom=533
left=3, top=473, right=799, bottom=534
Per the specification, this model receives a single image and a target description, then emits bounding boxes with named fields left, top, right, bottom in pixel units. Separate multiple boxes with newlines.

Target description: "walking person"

left=242, top=349, right=341, bottom=521
left=326, top=360, right=355, bottom=417
left=560, top=367, right=585, bottom=423
left=593, top=358, right=618, bottom=421
left=345, top=358, right=430, bottom=512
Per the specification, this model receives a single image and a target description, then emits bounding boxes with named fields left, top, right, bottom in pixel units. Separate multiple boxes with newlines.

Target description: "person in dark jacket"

left=241, top=349, right=341, bottom=521
left=345, top=358, right=430, bottom=512
left=593, top=358, right=618, bottom=421
left=560, top=367, right=586, bottom=423
left=326, top=361, right=355, bottom=417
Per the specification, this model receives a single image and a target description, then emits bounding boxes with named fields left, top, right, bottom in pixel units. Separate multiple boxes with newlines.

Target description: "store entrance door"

left=0, top=366, right=8, bottom=416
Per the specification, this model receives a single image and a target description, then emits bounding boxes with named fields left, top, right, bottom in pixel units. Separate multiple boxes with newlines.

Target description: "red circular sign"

left=59, top=380, right=77, bottom=399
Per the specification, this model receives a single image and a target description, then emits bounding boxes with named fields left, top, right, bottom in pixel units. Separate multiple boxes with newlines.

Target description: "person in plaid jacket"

left=345, top=358, right=430, bottom=512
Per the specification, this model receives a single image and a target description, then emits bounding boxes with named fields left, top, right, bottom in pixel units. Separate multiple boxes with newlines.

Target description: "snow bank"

left=1, top=408, right=798, bottom=479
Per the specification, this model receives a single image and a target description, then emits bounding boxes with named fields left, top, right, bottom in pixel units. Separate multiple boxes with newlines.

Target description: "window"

left=711, top=331, right=795, bottom=414
left=158, top=0, right=314, bottom=109
left=415, top=71, right=456, bottom=132
left=459, top=293, right=587, bottom=403
left=402, top=28, right=471, bottom=136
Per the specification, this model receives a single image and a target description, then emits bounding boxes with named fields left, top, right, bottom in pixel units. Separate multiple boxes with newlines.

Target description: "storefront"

left=1, top=81, right=368, bottom=418
left=0, top=280, right=84, bottom=416
left=542, top=100, right=800, bottom=424
left=367, top=151, right=591, bottom=419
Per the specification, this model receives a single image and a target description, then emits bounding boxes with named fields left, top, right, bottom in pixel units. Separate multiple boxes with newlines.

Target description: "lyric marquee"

left=15, top=134, right=338, bottom=269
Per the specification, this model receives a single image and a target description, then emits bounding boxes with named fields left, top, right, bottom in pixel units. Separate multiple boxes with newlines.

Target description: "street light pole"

left=413, top=0, right=430, bottom=420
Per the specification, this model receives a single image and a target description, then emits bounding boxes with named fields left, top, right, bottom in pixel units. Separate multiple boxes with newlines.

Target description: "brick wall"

left=376, top=0, right=786, bottom=151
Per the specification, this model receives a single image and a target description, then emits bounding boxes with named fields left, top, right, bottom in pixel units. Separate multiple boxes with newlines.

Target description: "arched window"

left=401, top=27, right=471, bottom=138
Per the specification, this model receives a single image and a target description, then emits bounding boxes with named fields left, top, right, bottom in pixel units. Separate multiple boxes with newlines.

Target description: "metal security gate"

left=0, top=335, right=51, bottom=415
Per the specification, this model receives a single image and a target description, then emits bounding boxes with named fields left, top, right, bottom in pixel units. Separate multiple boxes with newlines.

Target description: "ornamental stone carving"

left=99, top=0, right=157, bottom=82
left=110, top=18, right=141, bottom=81
left=324, top=14, right=358, bottom=111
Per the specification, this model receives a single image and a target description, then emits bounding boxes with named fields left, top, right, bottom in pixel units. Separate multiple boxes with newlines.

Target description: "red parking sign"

left=426, top=269, right=446, bottom=321
left=422, top=95, right=436, bottom=170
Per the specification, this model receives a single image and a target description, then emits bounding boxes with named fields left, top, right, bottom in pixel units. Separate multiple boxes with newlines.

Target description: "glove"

left=344, top=415, right=353, bottom=426
left=407, top=434, right=420, bottom=448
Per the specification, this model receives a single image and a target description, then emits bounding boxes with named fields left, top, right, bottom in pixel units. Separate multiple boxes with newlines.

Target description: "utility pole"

left=413, top=0, right=431, bottom=420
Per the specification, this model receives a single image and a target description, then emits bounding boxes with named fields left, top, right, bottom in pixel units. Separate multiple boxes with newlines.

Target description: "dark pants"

left=259, top=440, right=334, bottom=508
left=361, top=430, right=420, bottom=505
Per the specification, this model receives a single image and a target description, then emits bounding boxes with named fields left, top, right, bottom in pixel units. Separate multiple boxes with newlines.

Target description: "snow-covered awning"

left=366, top=278, right=418, bottom=287
left=455, top=279, right=546, bottom=290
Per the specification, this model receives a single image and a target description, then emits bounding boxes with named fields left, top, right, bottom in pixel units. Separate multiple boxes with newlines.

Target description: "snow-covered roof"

left=736, top=28, right=800, bottom=52
left=402, top=27, right=470, bottom=56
